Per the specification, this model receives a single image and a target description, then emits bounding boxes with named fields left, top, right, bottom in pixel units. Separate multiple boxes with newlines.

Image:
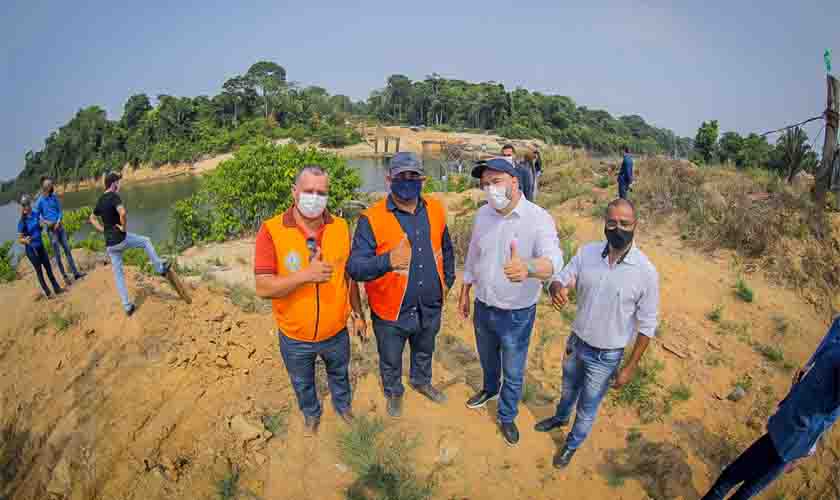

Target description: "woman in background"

left=17, top=195, right=63, bottom=299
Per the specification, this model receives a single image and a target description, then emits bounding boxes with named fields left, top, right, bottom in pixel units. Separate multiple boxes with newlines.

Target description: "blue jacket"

left=17, top=212, right=44, bottom=247
left=619, top=154, right=634, bottom=184
left=767, top=318, right=840, bottom=461
left=35, top=193, right=63, bottom=224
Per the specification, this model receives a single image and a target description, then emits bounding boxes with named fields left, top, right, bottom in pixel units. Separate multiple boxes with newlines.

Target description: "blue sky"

left=2, top=0, right=837, bottom=180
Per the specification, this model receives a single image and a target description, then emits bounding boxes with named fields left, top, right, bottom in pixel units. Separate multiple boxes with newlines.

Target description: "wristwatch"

left=526, top=261, right=537, bottom=277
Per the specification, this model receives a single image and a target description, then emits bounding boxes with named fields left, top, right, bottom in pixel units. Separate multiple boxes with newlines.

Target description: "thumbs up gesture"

left=504, top=239, right=529, bottom=283
left=305, top=247, right=334, bottom=283
left=389, top=234, right=412, bottom=272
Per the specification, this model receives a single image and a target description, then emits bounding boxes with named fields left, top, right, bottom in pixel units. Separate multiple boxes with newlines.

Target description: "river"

left=0, top=157, right=454, bottom=246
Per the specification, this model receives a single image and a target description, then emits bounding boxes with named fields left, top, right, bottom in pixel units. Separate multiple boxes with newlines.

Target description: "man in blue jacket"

left=36, top=176, right=85, bottom=283
left=618, top=147, right=633, bottom=200
left=701, top=317, right=840, bottom=499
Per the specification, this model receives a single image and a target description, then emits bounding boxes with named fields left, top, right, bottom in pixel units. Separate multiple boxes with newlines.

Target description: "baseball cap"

left=471, top=157, right=518, bottom=179
left=388, top=152, right=425, bottom=176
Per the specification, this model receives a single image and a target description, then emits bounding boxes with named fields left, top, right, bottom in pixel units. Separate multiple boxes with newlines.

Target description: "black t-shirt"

left=94, top=192, right=126, bottom=247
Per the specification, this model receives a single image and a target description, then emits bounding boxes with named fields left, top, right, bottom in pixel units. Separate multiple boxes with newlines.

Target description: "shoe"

left=62, top=275, right=72, bottom=286
left=386, top=396, right=403, bottom=418
left=411, top=383, right=447, bottom=404
left=465, top=390, right=499, bottom=409
left=500, top=422, right=520, bottom=446
left=553, top=446, right=577, bottom=469
left=338, top=410, right=355, bottom=424
left=126, top=304, right=136, bottom=317
left=159, top=261, right=172, bottom=276
left=74, top=272, right=86, bottom=280
left=53, top=288, right=65, bottom=295
left=303, top=415, right=320, bottom=436
left=534, top=416, right=569, bottom=433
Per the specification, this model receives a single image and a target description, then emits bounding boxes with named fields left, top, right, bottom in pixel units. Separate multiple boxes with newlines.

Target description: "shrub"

left=613, top=359, right=665, bottom=423
left=734, top=278, right=754, bottom=303
left=318, top=125, right=360, bottom=148
left=0, top=241, right=16, bottom=283
left=171, top=141, right=361, bottom=248
left=706, top=305, right=723, bottom=322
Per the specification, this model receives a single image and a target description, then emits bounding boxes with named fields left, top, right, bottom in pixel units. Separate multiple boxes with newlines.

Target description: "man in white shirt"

left=536, top=198, right=659, bottom=468
left=458, top=158, right=563, bottom=446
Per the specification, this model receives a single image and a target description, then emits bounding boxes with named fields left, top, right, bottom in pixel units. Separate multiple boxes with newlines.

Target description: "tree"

left=222, top=75, right=255, bottom=126
left=737, top=133, right=773, bottom=168
left=775, top=127, right=818, bottom=182
left=246, top=61, right=287, bottom=118
left=718, top=131, right=743, bottom=166
left=694, top=120, right=719, bottom=164
left=121, top=94, right=152, bottom=130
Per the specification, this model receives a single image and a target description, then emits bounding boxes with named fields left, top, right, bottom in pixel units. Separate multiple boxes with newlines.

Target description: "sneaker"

left=303, top=415, right=320, bottom=436
left=465, top=390, right=499, bottom=409
left=500, top=422, right=520, bottom=446
left=338, top=410, right=355, bottom=425
left=411, top=383, right=447, bottom=404
left=534, top=416, right=569, bottom=433
left=553, top=446, right=577, bottom=469
left=386, top=396, right=403, bottom=418
left=73, top=272, right=86, bottom=280
left=126, top=304, right=136, bottom=317
left=159, top=261, right=172, bottom=276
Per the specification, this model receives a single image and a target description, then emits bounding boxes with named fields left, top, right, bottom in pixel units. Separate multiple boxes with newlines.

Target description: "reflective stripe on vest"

left=264, top=214, right=351, bottom=342
left=362, top=196, right=446, bottom=322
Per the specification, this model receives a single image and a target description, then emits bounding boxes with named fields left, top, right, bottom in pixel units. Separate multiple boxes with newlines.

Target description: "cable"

left=759, top=114, right=825, bottom=137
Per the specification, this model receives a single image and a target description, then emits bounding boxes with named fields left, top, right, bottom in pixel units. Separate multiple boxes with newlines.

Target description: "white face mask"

left=484, top=183, right=512, bottom=211
left=297, top=192, right=328, bottom=219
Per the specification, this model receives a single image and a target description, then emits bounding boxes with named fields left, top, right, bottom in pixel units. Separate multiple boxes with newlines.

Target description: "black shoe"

left=386, top=396, right=403, bottom=418
left=500, top=422, right=519, bottom=446
left=534, top=416, right=569, bottom=433
left=303, top=415, right=320, bottom=436
left=62, top=275, right=72, bottom=286
left=53, top=288, right=64, bottom=295
left=159, top=261, right=172, bottom=276
left=338, top=410, right=355, bottom=425
left=126, top=304, right=136, bottom=317
left=73, top=272, right=86, bottom=280
left=553, top=446, right=577, bottom=469
left=465, top=390, right=499, bottom=409
left=411, top=383, right=447, bottom=404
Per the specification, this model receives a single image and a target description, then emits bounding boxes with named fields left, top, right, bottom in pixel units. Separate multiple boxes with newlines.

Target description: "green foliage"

left=613, top=359, right=665, bottom=423
left=421, top=178, right=446, bottom=193
left=706, top=305, right=723, bottom=322
left=734, top=373, right=754, bottom=393
left=734, top=278, right=754, bottom=303
left=216, top=464, right=241, bottom=500
left=318, top=125, right=361, bottom=148
left=754, top=343, right=785, bottom=364
left=0, top=241, right=16, bottom=283
left=596, top=176, right=612, bottom=189
left=694, top=120, right=719, bottom=164
left=171, top=142, right=360, bottom=247
left=261, top=408, right=290, bottom=437
left=626, top=427, right=642, bottom=443
left=49, top=308, right=81, bottom=333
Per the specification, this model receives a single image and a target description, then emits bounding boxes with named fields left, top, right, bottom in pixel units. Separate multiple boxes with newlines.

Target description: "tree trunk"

left=813, top=75, right=839, bottom=225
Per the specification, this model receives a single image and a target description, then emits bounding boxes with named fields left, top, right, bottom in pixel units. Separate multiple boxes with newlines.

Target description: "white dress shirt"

left=463, top=197, right=563, bottom=310
left=555, top=241, right=659, bottom=350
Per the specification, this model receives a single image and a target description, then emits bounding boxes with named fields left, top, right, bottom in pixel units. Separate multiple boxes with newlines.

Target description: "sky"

left=2, top=0, right=838, bottom=181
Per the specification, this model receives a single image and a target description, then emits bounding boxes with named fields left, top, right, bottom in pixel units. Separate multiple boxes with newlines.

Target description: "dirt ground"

left=3, top=176, right=839, bottom=499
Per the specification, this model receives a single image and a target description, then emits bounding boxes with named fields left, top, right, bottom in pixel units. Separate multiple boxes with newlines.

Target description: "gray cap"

left=388, top=152, right=424, bottom=176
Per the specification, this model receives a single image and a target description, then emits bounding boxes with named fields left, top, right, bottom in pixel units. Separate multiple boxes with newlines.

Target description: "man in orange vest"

left=254, top=165, right=367, bottom=436
left=348, top=152, right=456, bottom=418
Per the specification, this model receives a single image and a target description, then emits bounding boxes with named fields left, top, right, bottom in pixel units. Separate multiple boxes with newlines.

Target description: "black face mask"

left=605, top=226, right=634, bottom=250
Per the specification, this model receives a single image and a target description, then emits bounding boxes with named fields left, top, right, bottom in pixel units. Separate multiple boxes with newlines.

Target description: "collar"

left=601, top=242, right=637, bottom=266
left=386, top=195, right=426, bottom=214
left=281, top=205, right=334, bottom=228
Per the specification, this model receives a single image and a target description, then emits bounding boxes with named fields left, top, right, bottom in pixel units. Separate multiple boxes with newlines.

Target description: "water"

left=0, top=157, right=455, bottom=245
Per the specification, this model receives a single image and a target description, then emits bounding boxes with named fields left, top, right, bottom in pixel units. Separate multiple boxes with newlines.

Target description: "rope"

left=759, top=114, right=824, bottom=137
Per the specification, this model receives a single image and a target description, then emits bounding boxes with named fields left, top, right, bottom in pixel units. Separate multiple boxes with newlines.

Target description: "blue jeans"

left=473, top=300, right=536, bottom=424
left=618, top=180, right=630, bottom=199
left=554, top=333, right=624, bottom=450
left=25, top=245, right=61, bottom=296
left=372, top=313, right=440, bottom=398
left=106, top=233, right=165, bottom=311
left=49, top=226, right=79, bottom=278
left=702, top=433, right=785, bottom=500
left=278, top=330, right=352, bottom=418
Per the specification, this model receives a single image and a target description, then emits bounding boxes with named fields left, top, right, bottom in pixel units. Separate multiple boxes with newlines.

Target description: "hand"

left=459, top=292, right=471, bottom=321
left=304, top=248, right=334, bottom=283
left=351, top=315, right=368, bottom=342
left=55, top=221, right=62, bottom=230
left=613, top=366, right=635, bottom=389
left=23, top=236, right=32, bottom=245
left=784, top=458, right=804, bottom=475
left=549, top=282, right=570, bottom=311
left=115, top=224, right=126, bottom=233
left=389, top=235, right=412, bottom=272
left=503, top=240, right=529, bottom=282
left=791, top=367, right=805, bottom=387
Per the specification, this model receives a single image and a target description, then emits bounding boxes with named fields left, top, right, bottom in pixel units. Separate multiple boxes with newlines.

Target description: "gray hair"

left=19, top=194, right=32, bottom=207
left=295, top=165, right=328, bottom=185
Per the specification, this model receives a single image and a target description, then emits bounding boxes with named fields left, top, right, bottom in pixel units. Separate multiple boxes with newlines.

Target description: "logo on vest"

left=284, top=250, right=302, bottom=273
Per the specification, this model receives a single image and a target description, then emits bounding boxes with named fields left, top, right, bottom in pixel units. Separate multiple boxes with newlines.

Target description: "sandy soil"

left=2, top=174, right=839, bottom=499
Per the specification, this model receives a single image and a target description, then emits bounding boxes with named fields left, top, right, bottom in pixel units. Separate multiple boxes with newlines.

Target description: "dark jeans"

left=26, top=245, right=61, bottom=296
left=373, top=313, right=441, bottom=398
left=618, top=180, right=630, bottom=199
left=278, top=330, right=352, bottom=418
left=473, top=300, right=536, bottom=423
left=702, top=433, right=786, bottom=500
left=49, top=226, right=79, bottom=278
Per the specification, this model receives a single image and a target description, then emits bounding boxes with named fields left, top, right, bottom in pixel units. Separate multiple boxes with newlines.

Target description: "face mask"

left=605, top=226, right=634, bottom=250
left=484, top=183, right=512, bottom=211
left=391, top=178, right=423, bottom=201
left=297, top=192, right=328, bottom=219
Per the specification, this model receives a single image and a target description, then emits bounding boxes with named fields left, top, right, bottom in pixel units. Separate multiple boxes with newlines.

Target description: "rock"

left=727, top=387, right=746, bottom=402
left=229, top=415, right=264, bottom=447
left=253, top=452, right=267, bottom=466
left=437, top=434, right=462, bottom=466
left=335, top=463, right=350, bottom=473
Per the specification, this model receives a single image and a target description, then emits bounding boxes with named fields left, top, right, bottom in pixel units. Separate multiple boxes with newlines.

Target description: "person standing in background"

left=501, top=144, right=535, bottom=202
left=17, top=195, right=63, bottom=299
left=618, top=147, right=633, bottom=199
left=36, top=176, right=85, bottom=284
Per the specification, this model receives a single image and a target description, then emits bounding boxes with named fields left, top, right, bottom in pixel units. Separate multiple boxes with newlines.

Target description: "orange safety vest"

left=264, top=212, right=351, bottom=342
left=362, top=196, right=446, bottom=322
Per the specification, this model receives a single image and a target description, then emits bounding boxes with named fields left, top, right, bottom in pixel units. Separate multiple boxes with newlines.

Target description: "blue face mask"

left=391, top=178, right=423, bottom=201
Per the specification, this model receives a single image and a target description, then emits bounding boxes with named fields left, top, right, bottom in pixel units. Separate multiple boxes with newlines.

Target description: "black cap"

left=388, top=152, right=424, bottom=176
left=471, top=158, right=518, bottom=179
left=104, top=171, right=122, bottom=190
